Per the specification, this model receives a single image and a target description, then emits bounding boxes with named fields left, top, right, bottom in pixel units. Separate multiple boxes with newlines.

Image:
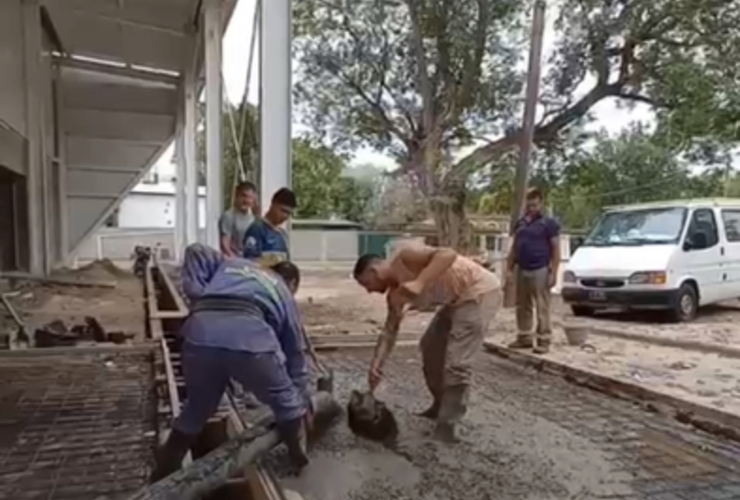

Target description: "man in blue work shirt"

left=506, top=187, right=561, bottom=354
left=150, top=244, right=312, bottom=481
left=243, top=188, right=296, bottom=267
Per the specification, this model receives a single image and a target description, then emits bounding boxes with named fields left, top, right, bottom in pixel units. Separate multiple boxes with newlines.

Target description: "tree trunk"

left=430, top=181, right=471, bottom=252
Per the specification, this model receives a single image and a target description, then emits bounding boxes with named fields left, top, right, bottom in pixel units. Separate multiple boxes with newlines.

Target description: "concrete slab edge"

left=566, top=323, right=740, bottom=360
left=0, top=343, right=156, bottom=358
left=482, top=340, right=740, bottom=443
left=314, top=340, right=419, bottom=351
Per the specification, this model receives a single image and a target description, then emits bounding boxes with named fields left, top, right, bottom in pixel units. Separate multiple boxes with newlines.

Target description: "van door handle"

left=721, top=247, right=725, bottom=256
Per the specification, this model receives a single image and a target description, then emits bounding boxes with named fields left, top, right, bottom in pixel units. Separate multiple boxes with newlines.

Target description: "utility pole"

left=504, top=0, right=546, bottom=306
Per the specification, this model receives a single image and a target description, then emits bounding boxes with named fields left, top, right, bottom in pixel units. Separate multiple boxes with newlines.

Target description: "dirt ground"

left=298, top=268, right=740, bottom=417
left=0, top=260, right=145, bottom=346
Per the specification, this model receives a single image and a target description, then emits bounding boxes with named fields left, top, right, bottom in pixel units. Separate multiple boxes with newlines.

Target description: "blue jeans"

left=173, top=342, right=309, bottom=436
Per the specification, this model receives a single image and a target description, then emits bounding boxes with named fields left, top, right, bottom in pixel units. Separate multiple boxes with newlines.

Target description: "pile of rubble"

left=35, top=316, right=134, bottom=348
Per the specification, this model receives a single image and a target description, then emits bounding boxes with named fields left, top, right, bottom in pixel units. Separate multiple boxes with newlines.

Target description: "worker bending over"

left=353, top=243, right=501, bottom=441
left=150, top=244, right=312, bottom=482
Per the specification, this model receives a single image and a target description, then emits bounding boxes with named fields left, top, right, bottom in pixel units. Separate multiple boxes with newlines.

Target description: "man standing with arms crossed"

left=506, top=187, right=561, bottom=354
left=352, top=242, right=501, bottom=442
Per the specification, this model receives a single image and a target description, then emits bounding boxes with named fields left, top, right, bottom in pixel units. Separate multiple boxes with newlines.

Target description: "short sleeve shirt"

left=242, top=218, right=290, bottom=267
left=219, top=209, right=255, bottom=255
left=514, top=213, right=561, bottom=271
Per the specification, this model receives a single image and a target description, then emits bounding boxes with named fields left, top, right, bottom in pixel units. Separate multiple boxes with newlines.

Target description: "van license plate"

left=588, top=291, right=606, bottom=301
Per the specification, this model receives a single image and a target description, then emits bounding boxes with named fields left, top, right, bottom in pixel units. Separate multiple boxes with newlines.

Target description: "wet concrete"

left=273, top=348, right=740, bottom=500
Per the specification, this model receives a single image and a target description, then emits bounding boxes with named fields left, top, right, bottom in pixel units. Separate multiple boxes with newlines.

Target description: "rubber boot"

left=434, top=385, right=467, bottom=443
left=416, top=399, right=440, bottom=419
left=278, top=417, right=309, bottom=471
left=149, top=428, right=197, bottom=483
left=533, top=337, right=551, bottom=354
left=508, top=335, right=533, bottom=349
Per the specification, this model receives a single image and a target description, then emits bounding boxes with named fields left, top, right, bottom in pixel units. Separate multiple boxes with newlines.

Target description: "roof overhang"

left=42, top=0, right=238, bottom=78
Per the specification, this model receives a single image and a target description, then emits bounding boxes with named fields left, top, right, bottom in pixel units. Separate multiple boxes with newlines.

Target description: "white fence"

left=74, top=227, right=359, bottom=264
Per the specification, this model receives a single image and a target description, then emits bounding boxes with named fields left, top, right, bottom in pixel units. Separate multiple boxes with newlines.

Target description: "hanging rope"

left=225, top=0, right=261, bottom=208
left=239, top=0, right=261, bottom=143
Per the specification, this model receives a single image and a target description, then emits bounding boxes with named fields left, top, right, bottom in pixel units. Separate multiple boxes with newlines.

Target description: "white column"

left=203, top=0, right=223, bottom=249
left=22, top=0, right=44, bottom=275
left=55, top=63, right=70, bottom=266
left=174, top=128, right=186, bottom=261
left=183, top=61, right=199, bottom=246
left=260, top=0, right=292, bottom=207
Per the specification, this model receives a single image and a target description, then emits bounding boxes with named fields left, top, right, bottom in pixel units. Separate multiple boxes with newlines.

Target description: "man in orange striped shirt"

left=353, top=242, right=501, bottom=441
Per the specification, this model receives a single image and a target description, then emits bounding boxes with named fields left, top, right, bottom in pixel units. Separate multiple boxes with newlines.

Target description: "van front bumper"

left=561, top=287, right=679, bottom=309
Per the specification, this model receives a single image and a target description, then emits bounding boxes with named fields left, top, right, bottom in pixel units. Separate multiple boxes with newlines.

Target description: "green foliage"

left=292, top=138, right=375, bottom=222
left=197, top=105, right=376, bottom=222
left=494, top=125, right=730, bottom=230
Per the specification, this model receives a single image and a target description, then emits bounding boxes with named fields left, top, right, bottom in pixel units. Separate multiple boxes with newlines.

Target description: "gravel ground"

left=276, top=348, right=740, bottom=500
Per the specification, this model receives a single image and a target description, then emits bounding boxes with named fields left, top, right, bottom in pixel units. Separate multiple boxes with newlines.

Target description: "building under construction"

left=2, top=1, right=740, bottom=499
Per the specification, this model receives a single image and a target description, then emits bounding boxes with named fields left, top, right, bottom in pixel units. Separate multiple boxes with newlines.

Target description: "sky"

left=154, top=0, right=655, bottom=176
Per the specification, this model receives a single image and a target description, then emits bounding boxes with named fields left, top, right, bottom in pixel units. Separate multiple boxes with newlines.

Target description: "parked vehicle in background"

left=561, top=199, right=740, bottom=322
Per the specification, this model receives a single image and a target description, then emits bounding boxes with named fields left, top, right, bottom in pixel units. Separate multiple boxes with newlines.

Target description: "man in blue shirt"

left=506, top=188, right=561, bottom=354
left=243, top=188, right=295, bottom=267
left=150, top=244, right=312, bottom=481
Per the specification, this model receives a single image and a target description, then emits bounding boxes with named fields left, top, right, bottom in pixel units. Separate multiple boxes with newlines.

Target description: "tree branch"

left=405, top=0, right=434, bottom=132
left=331, top=67, right=410, bottom=146
left=457, top=0, right=489, bottom=112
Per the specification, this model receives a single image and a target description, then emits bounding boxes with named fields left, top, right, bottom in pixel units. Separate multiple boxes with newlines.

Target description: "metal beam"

left=67, top=165, right=142, bottom=174
left=67, top=193, right=121, bottom=200
left=184, top=39, right=199, bottom=245
left=260, top=0, right=292, bottom=211
left=54, top=55, right=180, bottom=86
left=203, top=0, right=223, bottom=249
left=55, top=63, right=70, bottom=265
left=23, top=0, right=45, bottom=275
left=63, top=135, right=166, bottom=147
left=68, top=8, right=190, bottom=38
left=174, top=125, right=186, bottom=261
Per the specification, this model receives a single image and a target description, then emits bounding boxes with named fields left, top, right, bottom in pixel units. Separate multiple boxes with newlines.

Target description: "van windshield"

left=584, top=207, right=688, bottom=246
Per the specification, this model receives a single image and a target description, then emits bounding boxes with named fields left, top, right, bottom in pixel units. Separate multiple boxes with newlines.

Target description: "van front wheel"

left=671, top=284, right=697, bottom=322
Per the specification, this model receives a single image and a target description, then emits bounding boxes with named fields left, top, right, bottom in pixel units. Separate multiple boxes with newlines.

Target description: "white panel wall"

left=325, top=231, right=360, bottom=261
left=118, top=193, right=206, bottom=229
left=0, top=0, right=27, bottom=136
left=68, top=197, right=113, bottom=246
left=290, top=230, right=324, bottom=261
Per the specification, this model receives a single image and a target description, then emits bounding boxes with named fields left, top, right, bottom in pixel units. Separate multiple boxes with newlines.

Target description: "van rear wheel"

left=670, top=283, right=697, bottom=322
left=571, top=305, right=595, bottom=317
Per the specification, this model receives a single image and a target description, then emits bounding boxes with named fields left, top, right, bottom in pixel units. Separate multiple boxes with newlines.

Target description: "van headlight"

left=563, top=271, right=576, bottom=283
left=628, top=271, right=667, bottom=285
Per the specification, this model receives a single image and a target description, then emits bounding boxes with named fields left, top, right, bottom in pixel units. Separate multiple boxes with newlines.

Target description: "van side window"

left=685, top=209, right=719, bottom=250
left=722, top=210, right=740, bottom=242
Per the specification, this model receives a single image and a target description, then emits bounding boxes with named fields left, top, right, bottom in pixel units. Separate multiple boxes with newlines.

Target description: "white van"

left=562, top=198, right=740, bottom=322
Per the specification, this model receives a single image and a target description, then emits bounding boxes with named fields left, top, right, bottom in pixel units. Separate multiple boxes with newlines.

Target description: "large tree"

left=293, top=0, right=740, bottom=248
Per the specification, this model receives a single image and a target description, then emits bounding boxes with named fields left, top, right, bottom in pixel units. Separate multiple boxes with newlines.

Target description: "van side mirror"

left=684, top=231, right=708, bottom=251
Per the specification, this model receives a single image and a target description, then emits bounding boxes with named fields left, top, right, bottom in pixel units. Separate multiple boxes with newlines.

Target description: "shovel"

left=302, top=327, right=334, bottom=393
